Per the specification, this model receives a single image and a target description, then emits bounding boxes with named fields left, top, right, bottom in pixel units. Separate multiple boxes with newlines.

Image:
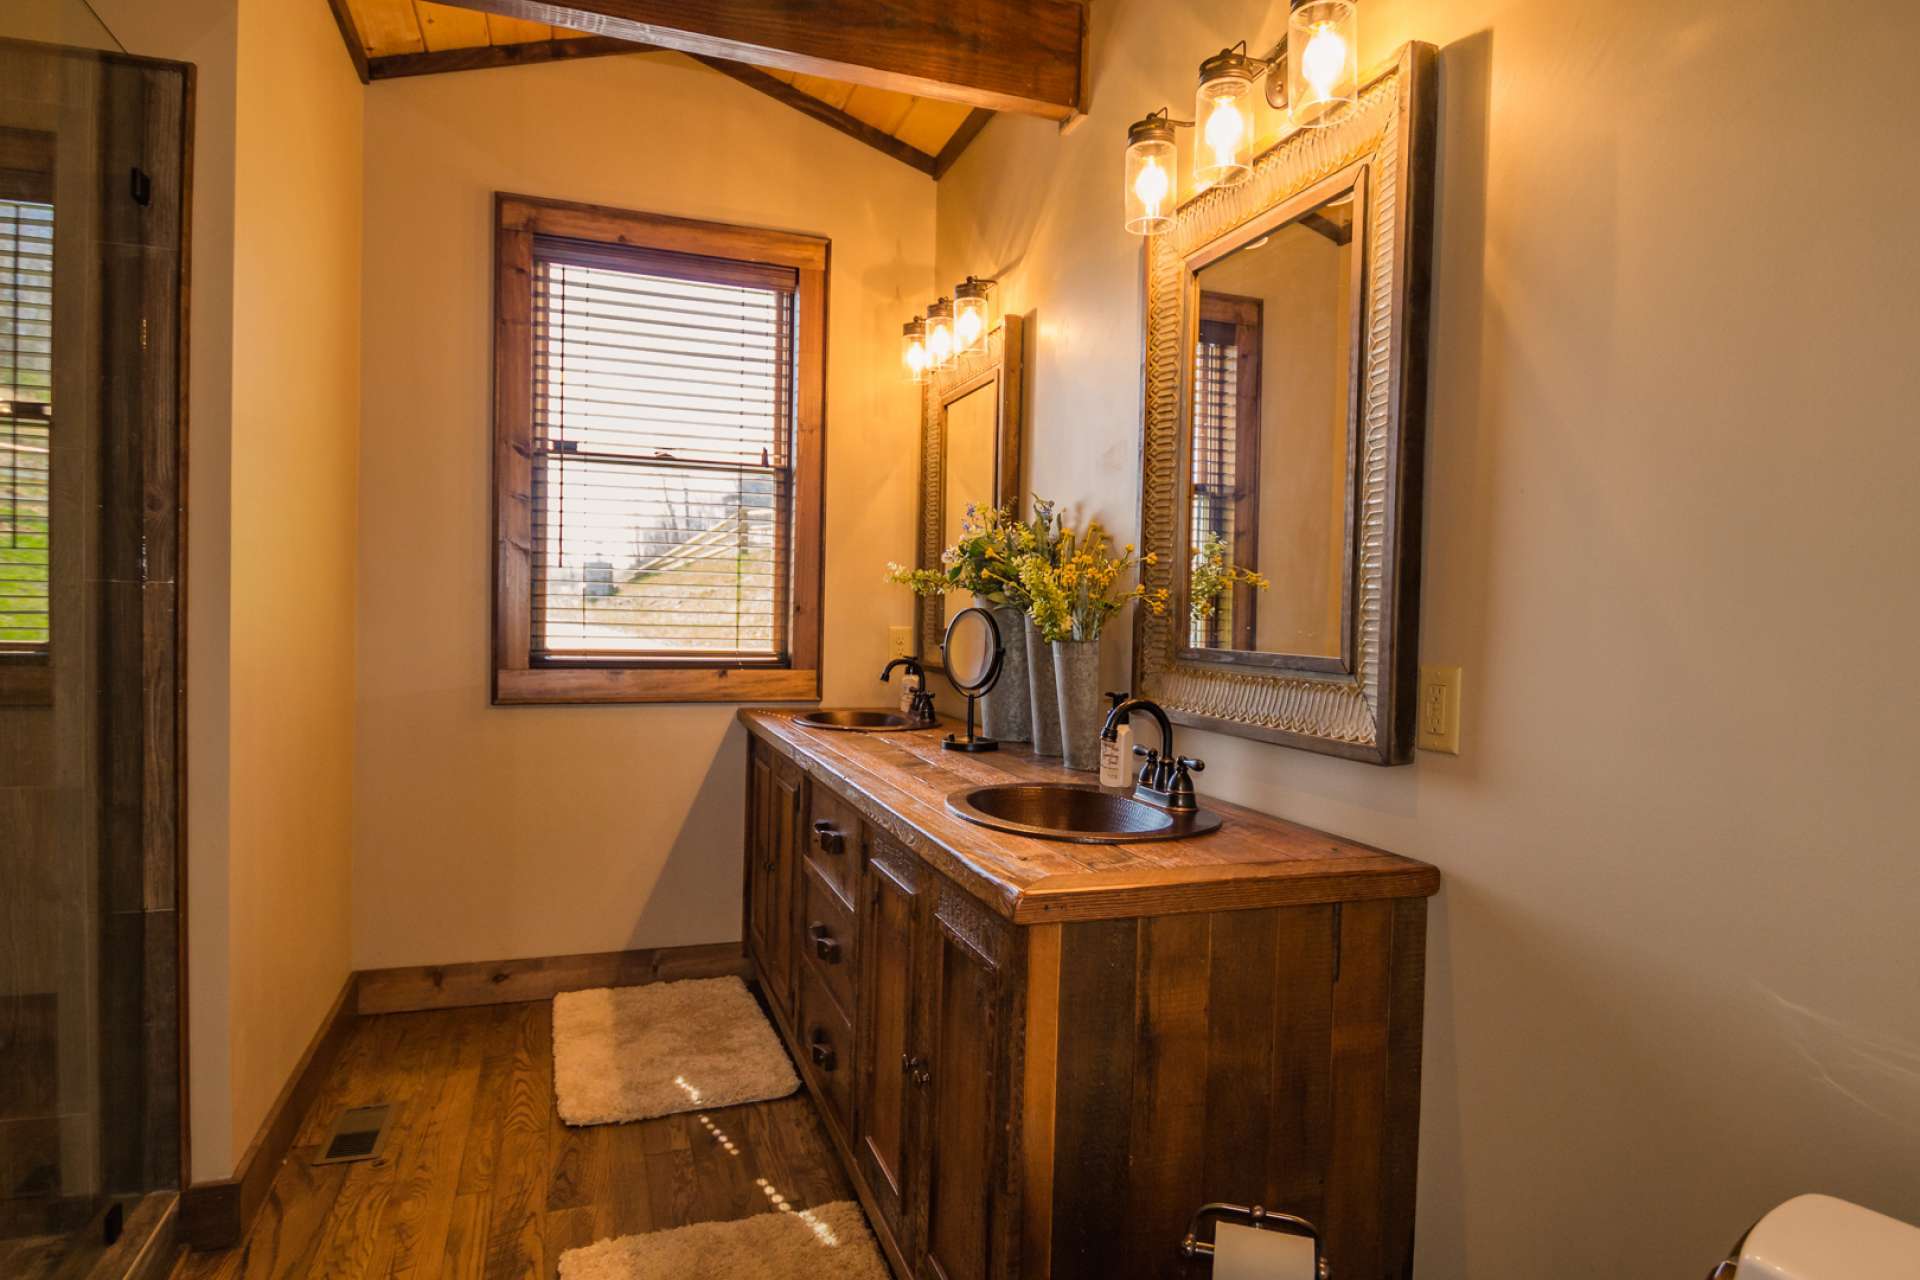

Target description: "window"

left=1189, top=292, right=1262, bottom=650
left=493, top=195, right=826, bottom=704
left=2, top=130, right=54, bottom=667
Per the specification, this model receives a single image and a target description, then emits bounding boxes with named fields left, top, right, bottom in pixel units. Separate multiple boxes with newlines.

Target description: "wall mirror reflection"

left=916, top=314, right=1024, bottom=665
left=1182, top=174, right=1363, bottom=669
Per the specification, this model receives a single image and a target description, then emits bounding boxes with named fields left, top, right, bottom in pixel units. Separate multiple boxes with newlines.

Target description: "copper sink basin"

left=795, top=709, right=922, bottom=732
left=945, top=783, right=1221, bottom=844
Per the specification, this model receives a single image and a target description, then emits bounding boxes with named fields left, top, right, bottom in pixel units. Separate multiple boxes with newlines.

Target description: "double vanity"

left=740, top=708, right=1438, bottom=1279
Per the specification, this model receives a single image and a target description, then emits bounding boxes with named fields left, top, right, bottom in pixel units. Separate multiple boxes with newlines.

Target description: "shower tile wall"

left=0, top=39, right=186, bottom=1244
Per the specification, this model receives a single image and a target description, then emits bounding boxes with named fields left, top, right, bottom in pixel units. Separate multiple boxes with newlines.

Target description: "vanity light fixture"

left=1124, top=110, right=1185, bottom=236
left=902, top=315, right=930, bottom=382
left=1122, top=1, right=1362, bottom=234
left=925, top=296, right=956, bottom=369
left=953, top=276, right=996, bottom=355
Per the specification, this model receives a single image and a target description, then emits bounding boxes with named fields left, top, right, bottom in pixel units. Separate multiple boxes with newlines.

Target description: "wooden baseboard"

left=355, top=941, right=750, bottom=1015
left=178, top=973, right=358, bottom=1252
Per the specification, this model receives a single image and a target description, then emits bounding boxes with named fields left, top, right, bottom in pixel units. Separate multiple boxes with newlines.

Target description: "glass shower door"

left=0, top=29, right=188, bottom=1279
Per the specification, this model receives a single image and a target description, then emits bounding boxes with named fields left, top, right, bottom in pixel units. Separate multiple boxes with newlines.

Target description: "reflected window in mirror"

left=1182, top=181, right=1360, bottom=667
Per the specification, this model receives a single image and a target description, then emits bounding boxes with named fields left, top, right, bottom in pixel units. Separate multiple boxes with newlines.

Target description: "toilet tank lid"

left=1738, top=1194, right=1920, bottom=1280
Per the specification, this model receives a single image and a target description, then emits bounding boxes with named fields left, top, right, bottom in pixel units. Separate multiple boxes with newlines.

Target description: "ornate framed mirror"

left=1132, top=43, right=1436, bottom=764
left=916, top=314, right=1024, bottom=667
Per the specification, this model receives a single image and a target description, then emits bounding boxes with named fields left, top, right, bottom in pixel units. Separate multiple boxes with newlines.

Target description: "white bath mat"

left=552, top=976, right=798, bottom=1126
left=557, top=1201, right=889, bottom=1280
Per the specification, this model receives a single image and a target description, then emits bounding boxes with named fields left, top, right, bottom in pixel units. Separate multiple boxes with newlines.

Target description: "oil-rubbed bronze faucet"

left=1100, top=696, right=1206, bottom=812
left=881, top=657, right=938, bottom=727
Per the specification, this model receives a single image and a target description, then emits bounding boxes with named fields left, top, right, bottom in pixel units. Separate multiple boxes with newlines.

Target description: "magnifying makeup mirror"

left=941, top=606, right=1004, bottom=752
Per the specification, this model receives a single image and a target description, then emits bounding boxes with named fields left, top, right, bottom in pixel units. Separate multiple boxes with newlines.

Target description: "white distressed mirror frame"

left=916, top=314, right=1025, bottom=666
left=1132, top=42, right=1437, bottom=764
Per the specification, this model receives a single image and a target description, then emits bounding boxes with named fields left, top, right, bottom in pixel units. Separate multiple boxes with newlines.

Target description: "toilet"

left=1711, top=1195, right=1920, bottom=1279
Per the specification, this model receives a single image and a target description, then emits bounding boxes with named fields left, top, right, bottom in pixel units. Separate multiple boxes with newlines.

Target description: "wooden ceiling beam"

left=431, top=0, right=1086, bottom=120
left=365, top=33, right=638, bottom=79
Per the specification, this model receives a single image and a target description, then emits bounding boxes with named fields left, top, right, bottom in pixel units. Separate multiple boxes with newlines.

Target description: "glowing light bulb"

left=1203, top=97, right=1245, bottom=169
left=1300, top=25, right=1348, bottom=98
left=955, top=306, right=983, bottom=349
left=907, top=341, right=929, bottom=376
left=928, top=320, right=953, bottom=366
left=1132, top=154, right=1170, bottom=221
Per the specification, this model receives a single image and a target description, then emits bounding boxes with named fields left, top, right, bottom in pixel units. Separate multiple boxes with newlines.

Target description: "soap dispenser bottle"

left=1099, top=692, right=1134, bottom=788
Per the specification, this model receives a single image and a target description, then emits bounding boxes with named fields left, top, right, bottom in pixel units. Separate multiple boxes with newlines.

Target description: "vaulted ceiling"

left=325, top=0, right=1083, bottom=177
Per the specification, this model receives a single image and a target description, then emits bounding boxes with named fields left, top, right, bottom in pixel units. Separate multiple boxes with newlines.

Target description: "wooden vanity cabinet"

left=745, top=741, right=802, bottom=1023
left=741, top=714, right=1436, bottom=1280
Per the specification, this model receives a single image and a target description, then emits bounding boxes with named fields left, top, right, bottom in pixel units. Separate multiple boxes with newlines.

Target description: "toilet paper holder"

left=1180, top=1202, right=1329, bottom=1278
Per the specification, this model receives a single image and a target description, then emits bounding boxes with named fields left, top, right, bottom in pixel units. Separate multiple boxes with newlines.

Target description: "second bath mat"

left=552, top=975, right=798, bottom=1125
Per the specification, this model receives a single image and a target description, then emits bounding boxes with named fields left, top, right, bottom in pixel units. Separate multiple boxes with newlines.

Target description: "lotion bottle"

left=1099, top=692, right=1134, bottom=788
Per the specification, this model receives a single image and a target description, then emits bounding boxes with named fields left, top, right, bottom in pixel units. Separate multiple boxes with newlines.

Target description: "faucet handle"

left=1176, top=755, right=1205, bottom=774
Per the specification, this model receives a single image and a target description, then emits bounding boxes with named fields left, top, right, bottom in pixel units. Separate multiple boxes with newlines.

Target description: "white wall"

left=352, top=52, right=933, bottom=970
left=936, top=0, right=1920, bottom=1273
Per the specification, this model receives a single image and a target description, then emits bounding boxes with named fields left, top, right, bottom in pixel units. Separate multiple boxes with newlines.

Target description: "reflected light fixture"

left=1124, top=110, right=1184, bottom=236
left=1194, top=48, right=1259, bottom=188
left=902, top=315, right=929, bottom=382
left=953, top=276, right=995, bottom=354
left=925, top=296, right=956, bottom=369
left=1287, top=0, right=1359, bottom=127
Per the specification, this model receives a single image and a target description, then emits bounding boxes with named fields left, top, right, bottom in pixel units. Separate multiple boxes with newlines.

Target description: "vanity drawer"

left=796, top=962, right=855, bottom=1140
left=799, top=859, right=857, bottom=1017
left=805, top=784, right=861, bottom=903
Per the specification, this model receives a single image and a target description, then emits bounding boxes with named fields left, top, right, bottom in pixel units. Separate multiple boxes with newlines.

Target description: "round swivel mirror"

left=940, top=606, right=1003, bottom=752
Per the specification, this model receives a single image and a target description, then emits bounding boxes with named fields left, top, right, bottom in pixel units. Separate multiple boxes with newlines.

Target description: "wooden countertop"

left=741, top=709, right=1439, bottom=924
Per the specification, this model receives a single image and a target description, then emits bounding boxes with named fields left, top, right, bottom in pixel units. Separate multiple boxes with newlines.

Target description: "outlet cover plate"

left=887, top=625, right=914, bottom=661
left=1416, top=665, right=1462, bottom=754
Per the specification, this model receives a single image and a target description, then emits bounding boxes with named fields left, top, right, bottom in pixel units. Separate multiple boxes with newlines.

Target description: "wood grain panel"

left=1324, top=900, right=1393, bottom=1277
left=174, top=1004, right=855, bottom=1280
left=433, top=0, right=1086, bottom=119
left=354, top=942, right=748, bottom=1014
left=742, top=710, right=1440, bottom=924
left=413, top=1, right=492, bottom=48
left=1047, top=918, right=1138, bottom=1275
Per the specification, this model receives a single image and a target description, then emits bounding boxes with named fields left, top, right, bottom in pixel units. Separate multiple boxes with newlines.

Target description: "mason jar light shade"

left=1194, top=51, right=1259, bottom=188
left=954, top=278, right=991, bottom=355
left=903, top=316, right=929, bottom=382
left=925, top=297, right=956, bottom=369
left=1124, top=116, right=1178, bottom=236
left=1288, top=0, right=1359, bottom=128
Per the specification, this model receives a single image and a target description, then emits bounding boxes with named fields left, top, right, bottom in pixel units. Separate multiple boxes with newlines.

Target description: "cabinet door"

left=915, top=883, right=1015, bottom=1280
left=855, top=836, right=927, bottom=1260
left=745, top=746, right=774, bottom=977
left=763, top=758, right=803, bottom=1021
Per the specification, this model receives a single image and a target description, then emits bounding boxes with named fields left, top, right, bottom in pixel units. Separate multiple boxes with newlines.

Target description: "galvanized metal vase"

left=1052, top=638, right=1102, bottom=772
left=1026, top=617, right=1063, bottom=757
left=977, top=601, right=1031, bottom=743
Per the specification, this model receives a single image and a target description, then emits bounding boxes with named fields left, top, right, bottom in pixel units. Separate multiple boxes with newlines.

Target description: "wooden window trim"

left=492, top=193, right=827, bottom=705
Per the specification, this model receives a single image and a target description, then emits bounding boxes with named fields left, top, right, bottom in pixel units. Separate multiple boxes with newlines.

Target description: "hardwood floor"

left=171, top=1002, right=853, bottom=1280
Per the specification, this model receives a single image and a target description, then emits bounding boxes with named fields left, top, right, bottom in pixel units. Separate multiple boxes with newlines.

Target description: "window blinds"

left=0, top=197, right=52, bottom=650
left=530, top=238, right=797, bottom=662
left=1191, top=317, right=1240, bottom=649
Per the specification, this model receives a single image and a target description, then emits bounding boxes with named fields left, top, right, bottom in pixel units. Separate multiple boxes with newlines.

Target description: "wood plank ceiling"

left=330, top=0, right=998, bottom=176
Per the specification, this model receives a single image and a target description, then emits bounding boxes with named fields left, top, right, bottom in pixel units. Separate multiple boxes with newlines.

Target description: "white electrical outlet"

left=887, top=625, right=914, bottom=661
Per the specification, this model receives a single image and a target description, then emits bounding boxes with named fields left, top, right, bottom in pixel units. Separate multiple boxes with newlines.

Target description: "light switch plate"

left=1417, top=665, right=1462, bottom=754
left=887, top=625, right=914, bottom=661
